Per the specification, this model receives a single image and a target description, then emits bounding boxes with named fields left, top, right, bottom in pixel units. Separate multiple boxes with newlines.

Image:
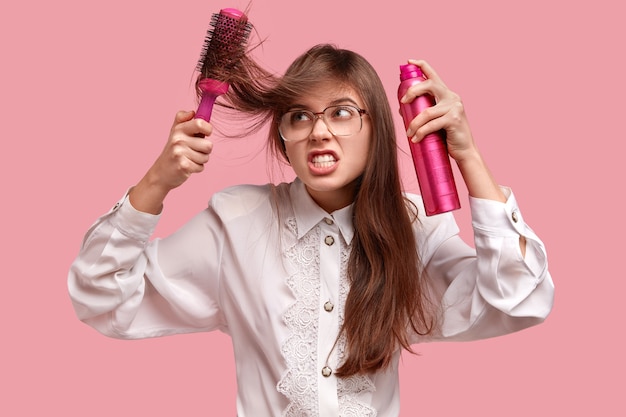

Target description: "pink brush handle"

left=195, top=78, right=230, bottom=122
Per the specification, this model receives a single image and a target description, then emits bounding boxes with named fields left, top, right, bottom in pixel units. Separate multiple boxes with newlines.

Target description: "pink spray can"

left=398, top=63, right=460, bottom=216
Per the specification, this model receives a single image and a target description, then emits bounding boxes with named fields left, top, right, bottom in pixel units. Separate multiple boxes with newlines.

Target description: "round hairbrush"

left=195, top=8, right=252, bottom=122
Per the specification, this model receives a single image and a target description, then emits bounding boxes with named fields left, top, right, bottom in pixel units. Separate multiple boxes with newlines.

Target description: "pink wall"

left=1, top=0, right=623, bottom=415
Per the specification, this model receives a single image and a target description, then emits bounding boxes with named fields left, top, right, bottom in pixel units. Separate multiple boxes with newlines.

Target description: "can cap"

left=399, top=64, right=423, bottom=81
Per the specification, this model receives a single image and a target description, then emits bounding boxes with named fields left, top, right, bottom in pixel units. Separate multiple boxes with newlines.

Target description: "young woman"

left=68, top=44, right=554, bottom=416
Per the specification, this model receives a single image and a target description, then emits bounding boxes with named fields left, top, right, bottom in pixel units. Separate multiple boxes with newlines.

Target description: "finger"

left=168, top=129, right=214, bottom=159
left=170, top=111, right=198, bottom=139
left=407, top=59, right=445, bottom=86
left=187, top=136, right=214, bottom=156
left=406, top=104, right=449, bottom=140
left=400, top=76, right=428, bottom=104
left=184, top=117, right=213, bottom=138
left=401, top=59, right=452, bottom=103
left=187, top=145, right=213, bottom=166
left=166, top=140, right=210, bottom=177
left=173, top=110, right=195, bottom=126
left=409, top=101, right=467, bottom=143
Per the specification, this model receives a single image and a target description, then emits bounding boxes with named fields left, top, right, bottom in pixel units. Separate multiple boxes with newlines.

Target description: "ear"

left=280, top=139, right=290, bottom=164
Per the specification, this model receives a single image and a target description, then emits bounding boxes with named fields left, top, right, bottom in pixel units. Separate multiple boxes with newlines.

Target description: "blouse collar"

left=289, top=178, right=355, bottom=245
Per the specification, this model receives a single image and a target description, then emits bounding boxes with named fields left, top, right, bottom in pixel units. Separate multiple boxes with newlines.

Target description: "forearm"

left=455, top=149, right=505, bottom=203
left=129, top=170, right=171, bottom=215
left=455, top=150, right=527, bottom=255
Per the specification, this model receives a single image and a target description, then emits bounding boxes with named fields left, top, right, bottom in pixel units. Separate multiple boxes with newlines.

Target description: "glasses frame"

left=278, top=105, right=368, bottom=142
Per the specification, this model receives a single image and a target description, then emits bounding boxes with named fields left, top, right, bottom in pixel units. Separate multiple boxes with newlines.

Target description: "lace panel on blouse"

left=277, top=217, right=376, bottom=417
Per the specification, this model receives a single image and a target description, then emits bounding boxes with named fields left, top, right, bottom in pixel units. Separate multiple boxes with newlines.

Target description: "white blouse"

left=68, top=178, right=554, bottom=417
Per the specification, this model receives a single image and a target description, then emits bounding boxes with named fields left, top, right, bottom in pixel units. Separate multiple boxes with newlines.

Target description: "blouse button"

left=324, top=217, right=334, bottom=225
left=511, top=210, right=519, bottom=223
left=321, top=366, right=332, bottom=377
left=324, top=301, right=334, bottom=312
left=324, top=236, right=335, bottom=246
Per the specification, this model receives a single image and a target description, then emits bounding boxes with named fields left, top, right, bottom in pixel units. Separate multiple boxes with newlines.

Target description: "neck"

left=306, top=186, right=355, bottom=213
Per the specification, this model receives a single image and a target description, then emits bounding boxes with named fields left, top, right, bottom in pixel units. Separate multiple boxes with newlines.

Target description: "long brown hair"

left=206, top=44, right=437, bottom=377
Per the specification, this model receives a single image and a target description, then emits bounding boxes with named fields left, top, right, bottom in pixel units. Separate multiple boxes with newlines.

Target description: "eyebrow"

left=287, top=97, right=361, bottom=111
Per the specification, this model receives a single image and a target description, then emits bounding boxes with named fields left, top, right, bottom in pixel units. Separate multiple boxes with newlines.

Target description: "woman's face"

left=282, top=82, right=371, bottom=213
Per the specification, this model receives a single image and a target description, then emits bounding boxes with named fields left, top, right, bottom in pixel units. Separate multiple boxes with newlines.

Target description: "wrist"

left=451, top=145, right=482, bottom=167
left=129, top=173, right=170, bottom=215
left=455, top=150, right=506, bottom=202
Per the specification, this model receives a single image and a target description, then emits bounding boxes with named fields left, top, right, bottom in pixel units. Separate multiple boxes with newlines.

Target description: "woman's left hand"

left=399, top=59, right=478, bottom=164
left=400, top=58, right=507, bottom=205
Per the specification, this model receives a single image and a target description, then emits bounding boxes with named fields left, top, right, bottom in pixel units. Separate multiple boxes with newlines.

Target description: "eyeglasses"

left=278, top=105, right=367, bottom=142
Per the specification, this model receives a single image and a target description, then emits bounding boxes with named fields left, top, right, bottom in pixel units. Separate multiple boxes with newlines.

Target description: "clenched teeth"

left=311, top=154, right=336, bottom=168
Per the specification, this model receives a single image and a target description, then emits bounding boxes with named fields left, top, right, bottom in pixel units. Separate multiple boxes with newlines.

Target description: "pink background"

left=1, top=0, right=623, bottom=415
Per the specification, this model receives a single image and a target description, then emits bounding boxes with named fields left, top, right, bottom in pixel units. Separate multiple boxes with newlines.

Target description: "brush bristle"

left=196, top=9, right=252, bottom=79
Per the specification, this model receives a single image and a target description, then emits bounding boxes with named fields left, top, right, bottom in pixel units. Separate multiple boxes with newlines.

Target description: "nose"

left=308, top=113, right=331, bottom=141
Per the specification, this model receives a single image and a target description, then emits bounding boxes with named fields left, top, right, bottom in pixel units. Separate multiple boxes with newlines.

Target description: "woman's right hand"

left=129, top=110, right=214, bottom=214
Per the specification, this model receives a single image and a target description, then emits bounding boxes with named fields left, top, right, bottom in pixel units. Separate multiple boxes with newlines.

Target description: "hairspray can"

left=398, top=63, right=460, bottom=216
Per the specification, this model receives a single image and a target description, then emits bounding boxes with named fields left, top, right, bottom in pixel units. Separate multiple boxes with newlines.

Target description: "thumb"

left=173, top=110, right=195, bottom=125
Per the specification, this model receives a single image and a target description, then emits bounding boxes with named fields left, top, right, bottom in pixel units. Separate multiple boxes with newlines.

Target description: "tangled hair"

left=200, top=44, right=437, bottom=377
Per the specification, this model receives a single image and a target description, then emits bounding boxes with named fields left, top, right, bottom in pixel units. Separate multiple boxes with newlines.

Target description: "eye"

left=289, top=110, right=313, bottom=123
left=329, top=106, right=357, bottom=120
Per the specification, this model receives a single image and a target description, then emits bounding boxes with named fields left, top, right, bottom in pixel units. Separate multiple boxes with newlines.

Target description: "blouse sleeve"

left=413, top=187, right=555, bottom=343
left=67, top=192, right=227, bottom=339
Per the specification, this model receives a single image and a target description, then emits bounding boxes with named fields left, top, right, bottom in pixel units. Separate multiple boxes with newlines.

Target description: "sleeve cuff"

left=469, top=186, right=526, bottom=237
left=108, top=192, right=161, bottom=242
